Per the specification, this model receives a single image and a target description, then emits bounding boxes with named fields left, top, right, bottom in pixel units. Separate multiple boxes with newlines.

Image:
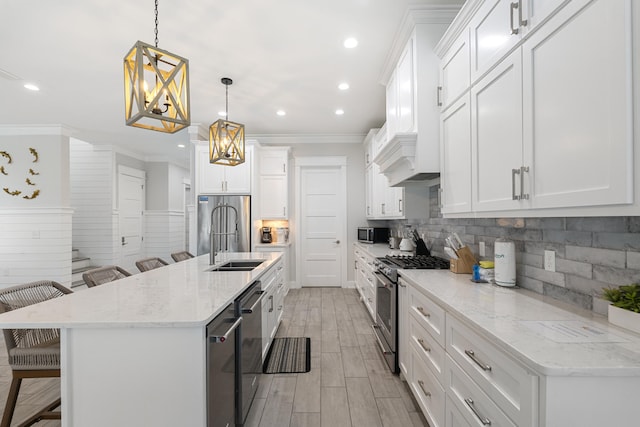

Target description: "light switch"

left=544, top=250, right=556, bottom=272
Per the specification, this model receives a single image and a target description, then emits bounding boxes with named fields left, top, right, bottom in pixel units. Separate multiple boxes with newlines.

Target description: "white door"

left=118, top=166, right=145, bottom=272
left=296, top=158, right=347, bottom=288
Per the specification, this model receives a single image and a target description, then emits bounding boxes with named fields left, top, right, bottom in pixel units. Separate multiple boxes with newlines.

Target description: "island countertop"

left=0, top=252, right=282, bottom=329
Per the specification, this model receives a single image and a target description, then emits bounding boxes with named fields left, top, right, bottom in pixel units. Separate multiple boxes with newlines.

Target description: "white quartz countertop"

left=399, top=269, right=640, bottom=377
left=354, top=243, right=640, bottom=376
left=0, top=252, right=282, bottom=329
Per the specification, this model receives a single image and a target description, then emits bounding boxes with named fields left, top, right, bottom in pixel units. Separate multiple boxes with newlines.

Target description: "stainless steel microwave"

left=357, top=227, right=389, bottom=244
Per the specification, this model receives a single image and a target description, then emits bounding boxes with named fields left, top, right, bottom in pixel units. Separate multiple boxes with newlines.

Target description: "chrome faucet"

left=210, top=203, right=239, bottom=265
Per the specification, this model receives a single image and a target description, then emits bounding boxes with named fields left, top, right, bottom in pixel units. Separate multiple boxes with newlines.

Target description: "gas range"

left=375, top=255, right=450, bottom=282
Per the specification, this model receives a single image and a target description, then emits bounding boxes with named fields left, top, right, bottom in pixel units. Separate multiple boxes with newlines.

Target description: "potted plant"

left=602, top=284, right=640, bottom=334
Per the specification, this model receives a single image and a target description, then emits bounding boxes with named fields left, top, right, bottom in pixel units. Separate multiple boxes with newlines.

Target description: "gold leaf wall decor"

left=26, top=178, right=36, bottom=186
left=23, top=189, right=40, bottom=200
left=0, top=166, right=6, bottom=175
left=28, top=168, right=40, bottom=176
left=29, top=147, right=39, bottom=162
left=0, top=151, right=12, bottom=163
left=3, top=188, right=21, bottom=196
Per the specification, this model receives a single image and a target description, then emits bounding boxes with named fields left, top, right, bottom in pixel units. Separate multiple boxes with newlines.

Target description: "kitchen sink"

left=208, top=259, right=265, bottom=272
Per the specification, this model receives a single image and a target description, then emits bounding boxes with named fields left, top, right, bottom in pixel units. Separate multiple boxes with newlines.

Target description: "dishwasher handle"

left=242, top=290, right=265, bottom=314
left=209, top=317, right=242, bottom=343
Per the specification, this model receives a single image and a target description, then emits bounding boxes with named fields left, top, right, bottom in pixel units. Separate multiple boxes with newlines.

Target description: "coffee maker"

left=261, top=227, right=272, bottom=243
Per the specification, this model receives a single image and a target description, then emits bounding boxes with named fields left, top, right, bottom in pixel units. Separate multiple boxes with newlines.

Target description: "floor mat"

left=263, top=337, right=311, bottom=374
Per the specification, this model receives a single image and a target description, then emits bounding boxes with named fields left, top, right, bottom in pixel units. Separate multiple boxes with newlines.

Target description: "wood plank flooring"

left=0, top=287, right=427, bottom=427
left=247, top=287, right=428, bottom=427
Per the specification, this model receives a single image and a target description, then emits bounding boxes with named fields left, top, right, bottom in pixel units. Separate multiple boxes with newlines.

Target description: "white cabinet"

left=440, top=93, right=472, bottom=214
left=261, top=258, right=285, bottom=360
left=196, top=144, right=252, bottom=194
left=255, top=244, right=290, bottom=292
left=398, top=278, right=409, bottom=377
left=258, top=147, right=289, bottom=219
left=439, top=0, right=634, bottom=216
left=439, top=29, right=470, bottom=111
left=396, top=39, right=415, bottom=134
left=353, top=245, right=376, bottom=320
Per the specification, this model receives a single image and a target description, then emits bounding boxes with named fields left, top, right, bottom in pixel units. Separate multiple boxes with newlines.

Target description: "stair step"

left=72, top=257, right=91, bottom=270
left=72, top=248, right=80, bottom=258
left=72, top=265, right=99, bottom=283
left=71, top=279, right=88, bottom=291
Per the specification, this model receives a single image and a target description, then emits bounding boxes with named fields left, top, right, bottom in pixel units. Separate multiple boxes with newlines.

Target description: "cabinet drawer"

left=445, top=396, right=472, bottom=427
left=409, top=314, right=445, bottom=384
left=446, top=315, right=537, bottom=426
left=408, top=287, right=445, bottom=347
left=446, top=355, right=516, bottom=427
left=410, top=343, right=445, bottom=427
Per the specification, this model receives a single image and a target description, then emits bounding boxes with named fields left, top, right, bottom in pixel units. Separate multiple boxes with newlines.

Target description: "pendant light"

left=209, top=78, right=245, bottom=166
left=123, top=0, right=190, bottom=133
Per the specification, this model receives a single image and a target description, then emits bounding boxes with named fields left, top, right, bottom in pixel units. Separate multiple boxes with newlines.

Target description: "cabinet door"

left=398, top=279, right=409, bottom=377
left=223, top=148, right=252, bottom=193
left=260, top=150, right=287, bottom=175
left=365, top=166, right=375, bottom=218
left=470, top=0, right=522, bottom=82
left=259, top=175, right=288, bottom=219
left=521, top=0, right=569, bottom=35
left=386, top=72, right=398, bottom=138
left=441, top=93, right=472, bottom=214
left=396, top=38, right=415, bottom=134
left=471, top=49, right=526, bottom=212
left=384, top=186, right=404, bottom=218
left=197, top=147, right=226, bottom=194
left=439, top=29, right=471, bottom=110
left=522, top=0, right=634, bottom=209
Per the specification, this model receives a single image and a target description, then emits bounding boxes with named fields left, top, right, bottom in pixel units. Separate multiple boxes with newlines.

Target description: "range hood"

left=373, top=132, right=440, bottom=187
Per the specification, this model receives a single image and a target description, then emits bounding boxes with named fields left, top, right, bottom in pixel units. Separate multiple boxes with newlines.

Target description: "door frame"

left=294, top=156, right=347, bottom=288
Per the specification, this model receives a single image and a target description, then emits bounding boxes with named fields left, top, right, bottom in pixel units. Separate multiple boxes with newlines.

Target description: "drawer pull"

left=417, top=338, right=431, bottom=353
left=416, top=306, right=431, bottom=318
left=465, top=349, right=492, bottom=371
left=464, top=398, right=492, bottom=425
left=417, top=380, right=431, bottom=398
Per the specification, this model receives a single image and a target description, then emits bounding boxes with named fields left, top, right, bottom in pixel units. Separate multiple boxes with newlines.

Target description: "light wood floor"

left=0, top=287, right=427, bottom=427
left=246, top=287, right=428, bottom=427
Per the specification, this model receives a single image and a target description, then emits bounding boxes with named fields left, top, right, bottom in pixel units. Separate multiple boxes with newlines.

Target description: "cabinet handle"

left=437, top=86, right=443, bottom=107
left=510, top=2, right=519, bottom=35
left=283, top=207, right=286, bottom=216
left=381, top=203, right=385, bottom=214
left=269, top=295, right=274, bottom=313
left=511, top=168, right=521, bottom=200
left=417, top=380, right=431, bottom=398
left=464, top=398, right=492, bottom=425
left=283, top=163, right=286, bottom=173
left=520, top=166, right=529, bottom=200
left=209, top=317, right=242, bottom=343
left=518, top=0, right=528, bottom=27
left=416, top=306, right=431, bottom=319
left=222, top=181, right=225, bottom=192
left=398, top=199, right=403, bottom=213
left=464, top=349, right=492, bottom=371
left=417, top=338, right=431, bottom=353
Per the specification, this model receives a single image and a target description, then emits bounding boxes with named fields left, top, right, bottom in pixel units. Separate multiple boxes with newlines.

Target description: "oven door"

left=373, top=271, right=398, bottom=373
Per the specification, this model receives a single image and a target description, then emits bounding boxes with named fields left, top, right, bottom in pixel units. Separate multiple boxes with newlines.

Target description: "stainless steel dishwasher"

left=235, top=280, right=264, bottom=426
left=207, top=302, right=241, bottom=427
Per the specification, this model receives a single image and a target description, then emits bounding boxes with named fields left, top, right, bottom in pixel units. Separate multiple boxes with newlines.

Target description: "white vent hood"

left=373, top=6, right=458, bottom=187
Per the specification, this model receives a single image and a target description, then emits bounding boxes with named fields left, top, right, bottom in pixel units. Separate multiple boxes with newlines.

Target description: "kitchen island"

left=0, top=252, right=283, bottom=427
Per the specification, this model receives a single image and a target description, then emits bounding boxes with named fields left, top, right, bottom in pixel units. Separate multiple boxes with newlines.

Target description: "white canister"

left=494, top=238, right=516, bottom=287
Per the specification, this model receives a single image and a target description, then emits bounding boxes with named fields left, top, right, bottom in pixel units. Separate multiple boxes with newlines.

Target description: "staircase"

left=71, top=249, right=99, bottom=290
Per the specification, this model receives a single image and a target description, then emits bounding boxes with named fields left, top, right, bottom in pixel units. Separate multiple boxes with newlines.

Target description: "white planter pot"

left=608, top=304, right=640, bottom=335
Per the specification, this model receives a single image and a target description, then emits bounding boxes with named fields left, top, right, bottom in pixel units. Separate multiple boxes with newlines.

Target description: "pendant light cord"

left=225, top=83, right=229, bottom=120
left=154, top=0, right=159, bottom=48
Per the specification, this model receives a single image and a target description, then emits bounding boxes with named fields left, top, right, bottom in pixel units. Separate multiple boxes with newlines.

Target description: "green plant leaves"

left=602, top=284, right=640, bottom=313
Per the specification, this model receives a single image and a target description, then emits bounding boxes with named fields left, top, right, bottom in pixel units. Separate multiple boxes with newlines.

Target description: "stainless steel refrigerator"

left=197, top=195, right=251, bottom=255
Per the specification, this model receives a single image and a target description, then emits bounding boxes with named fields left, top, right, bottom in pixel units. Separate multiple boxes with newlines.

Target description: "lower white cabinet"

left=261, top=258, right=285, bottom=360
left=445, top=396, right=473, bottom=427
left=398, top=278, right=409, bottom=377
left=353, top=246, right=376, bottom=320
left=410, top=339, right=446, bottom=427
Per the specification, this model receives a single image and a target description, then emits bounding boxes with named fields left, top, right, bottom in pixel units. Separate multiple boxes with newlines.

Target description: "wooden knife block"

left=450, top=246, right=477, bottom=274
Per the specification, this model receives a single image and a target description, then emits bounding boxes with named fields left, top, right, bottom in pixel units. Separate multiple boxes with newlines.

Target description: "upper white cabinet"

left=438, top=0, right=635, bottom=216
left=438, top=29, right=471, bottom=111
left=196, top=144, right=252, bottom=194
left=258, top=147, right=289, bottom=219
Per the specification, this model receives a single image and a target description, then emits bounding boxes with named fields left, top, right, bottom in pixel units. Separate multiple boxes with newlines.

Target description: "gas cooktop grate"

left=384, top=255, right=450, bottom=270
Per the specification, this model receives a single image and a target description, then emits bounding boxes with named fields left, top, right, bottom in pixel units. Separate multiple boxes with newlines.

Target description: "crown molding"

left=0, top=124, right=77, bottom=137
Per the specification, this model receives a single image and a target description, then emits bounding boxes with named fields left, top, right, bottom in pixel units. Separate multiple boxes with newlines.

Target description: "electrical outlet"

left=544, top=250, right=556, bottom=272
left=479, top=241, right=486, bottom=257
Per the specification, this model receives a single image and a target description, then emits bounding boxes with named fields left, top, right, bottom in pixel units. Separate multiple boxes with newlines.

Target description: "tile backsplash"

left=391, top=186, right=640, bottom=315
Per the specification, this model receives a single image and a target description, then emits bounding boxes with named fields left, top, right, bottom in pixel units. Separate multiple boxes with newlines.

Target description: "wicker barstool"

left=170, top=251, right=195, bottom=262
left=82, top=265, right=132, bottom=288
left=0, top=280, right=72, bottom=427
left=135, top=257, right=169, bottom=272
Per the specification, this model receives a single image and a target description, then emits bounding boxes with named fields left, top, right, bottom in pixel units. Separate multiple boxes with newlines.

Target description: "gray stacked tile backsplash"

left=392, top=186, right=640, bottom=315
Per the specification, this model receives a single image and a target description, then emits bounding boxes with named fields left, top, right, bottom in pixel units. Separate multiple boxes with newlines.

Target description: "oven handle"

left=371, top=324, right=393, bottom=355
left=374, top=271, right=396, bottom=288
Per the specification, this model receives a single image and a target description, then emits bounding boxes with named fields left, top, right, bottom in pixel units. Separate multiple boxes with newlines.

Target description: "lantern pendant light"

left=123, top=0, right=190, bottom=133
left=209, top=78, right=245, bottom=166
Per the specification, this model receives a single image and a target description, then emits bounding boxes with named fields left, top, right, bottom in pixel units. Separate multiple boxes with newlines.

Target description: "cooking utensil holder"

left=450, top=246, right=477, bottom=274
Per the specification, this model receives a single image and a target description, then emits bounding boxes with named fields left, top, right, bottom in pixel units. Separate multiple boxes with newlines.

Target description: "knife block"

left=450, top=246, right=477, bottom=274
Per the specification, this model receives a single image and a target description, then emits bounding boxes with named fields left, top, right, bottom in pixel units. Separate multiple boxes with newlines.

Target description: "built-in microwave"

left=357, top=227, right=389, bottom=244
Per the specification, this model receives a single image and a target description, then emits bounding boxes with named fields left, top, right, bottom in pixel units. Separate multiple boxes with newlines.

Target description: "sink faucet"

left=210, top=203, right=239, bottom=265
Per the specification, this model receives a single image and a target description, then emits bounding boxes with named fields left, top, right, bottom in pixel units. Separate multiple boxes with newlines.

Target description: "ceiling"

left=0, top=0, right=462, bottom=167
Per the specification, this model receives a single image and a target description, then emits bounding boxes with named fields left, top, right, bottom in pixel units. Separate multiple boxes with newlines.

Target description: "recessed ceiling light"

left=177, top=144, right=185, bottom=148
left=276, top=110, right=286, bottom=116
left=218, top=111, right=227, bottom=117
left=23, top=83, right=39, bottom=91
left=335, top=109, right=345, bottom=115
left=338, top=83, right=350, bottom=91
left=343, top=38, right=358, bottom=49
